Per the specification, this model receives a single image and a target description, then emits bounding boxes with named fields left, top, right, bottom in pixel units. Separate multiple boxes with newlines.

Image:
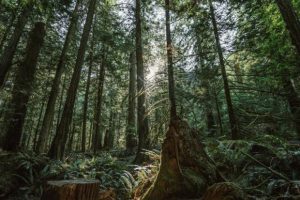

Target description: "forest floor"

left=1, top=137, right=300, bottom=200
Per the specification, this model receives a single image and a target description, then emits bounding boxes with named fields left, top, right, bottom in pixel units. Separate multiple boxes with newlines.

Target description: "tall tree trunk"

left=33, top=100, right=46, bottom=151
left=92, top=56, right=106, bottom=153
left=2, top=22, right=46, bottom=151
left=214, top=88, right=224, bottom=135
left=209, top=0, right=239, bottom=140
left=104, top=110, right=115, bottom=150
left=81, top=39, right=94, bottom=152
left=134, top=0, right=150, bottom=163
left=0, top=4, right=33, bottom=87
left=282, top=75, right=300, bottom=139
left=126, top=52, right=137, bottom=153
left=165, top=0, right=177, bottom=120
left=276, top=0, right=300, bottom=58
left=36, top=0, right=82, bottom=154
left=48, top=0, right=97, bottom=160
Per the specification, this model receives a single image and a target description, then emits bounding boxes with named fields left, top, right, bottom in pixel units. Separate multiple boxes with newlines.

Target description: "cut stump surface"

left=41, top=179, right=100, bottom=200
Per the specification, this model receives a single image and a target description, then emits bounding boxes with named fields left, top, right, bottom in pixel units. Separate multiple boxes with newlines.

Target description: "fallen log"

left=41, top=179, right=100, bottom=200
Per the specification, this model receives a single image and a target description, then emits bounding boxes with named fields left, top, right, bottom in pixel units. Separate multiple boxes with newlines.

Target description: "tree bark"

left=142, top=120, right=218, bottom=200
left=209, top=0, right=239, bottom=140
left=2, top=22, right=46, bottom=151
left=36, top=0, right=82, bottom=154
left=92, top=55, right=106, bottom=153
left=165, top=0, right=177, bottom=121
left=276, top=0, right=300, bottom=58
left=134, top=0, right=150, bottom=163
left=0, top=4, right=33, bottom=87
left=81, top=45, right=93, bottom=152
left=48, top=0, right=97, bottom=160
left=41, top=180, right=100, bottom=200
left=126, top=52, right=137, bottom=153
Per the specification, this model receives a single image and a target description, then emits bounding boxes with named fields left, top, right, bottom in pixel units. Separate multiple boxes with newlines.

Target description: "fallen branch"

left=241, top=151, right=291, bottom=182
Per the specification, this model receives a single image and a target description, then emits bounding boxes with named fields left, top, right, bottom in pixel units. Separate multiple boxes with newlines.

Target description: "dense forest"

left=0, top=0, right=300, bottom=199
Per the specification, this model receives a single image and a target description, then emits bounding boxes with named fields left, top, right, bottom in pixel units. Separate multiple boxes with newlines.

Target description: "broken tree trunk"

left=41, top=179, right=100, bottom=200
left=142, top=119, right=219, bottom=200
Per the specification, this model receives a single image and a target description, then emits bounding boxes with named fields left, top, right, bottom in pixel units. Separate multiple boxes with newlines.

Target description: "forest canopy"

left=0, top=0, right=300, bottom=199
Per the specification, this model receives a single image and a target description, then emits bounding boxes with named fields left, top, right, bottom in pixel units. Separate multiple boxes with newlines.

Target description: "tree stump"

left=142, top=119, right=219, bottom=200
left=41, top=179, right=100, bottom=200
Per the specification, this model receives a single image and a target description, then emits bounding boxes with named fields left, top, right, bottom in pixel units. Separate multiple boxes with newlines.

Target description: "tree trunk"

left=0, top=4, right=33, bottom=87
left=165, top=0, right=177, bottom=120
left=104, top=110, right=115, bottom=150
left=209, top=0, right=239, bottom=140
left=92, top=55, right=106, bottom=153
left=33, top=100, right=46, bottom=151
left=276, top=0, right=300, bottom=58
left=81, top=39, right=94, bottom=152
left=282, top=75, right=300, bottom=139
left=48, top=0, right=97, bottom=160
left=142, top=120, right=218, bottom=200
left=41, top=180, right=100, bottom=200
left=2, top=22, right=46, bottom=151
left=134, top=0, right=150, bottom=163
left=214, top=88, right=224, bottom=135
left=36, top=0, right=82, bottom=154
left=126, top=52, right=137, bottom=153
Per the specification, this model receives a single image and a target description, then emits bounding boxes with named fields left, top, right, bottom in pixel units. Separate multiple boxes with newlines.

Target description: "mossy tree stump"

left=142, top=119, right=219, bottom=200
left=41, top=179, right=100, bottom=200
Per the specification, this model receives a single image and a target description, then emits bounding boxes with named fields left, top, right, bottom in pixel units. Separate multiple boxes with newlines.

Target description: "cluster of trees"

left=0, top=0, right=299, bottom=163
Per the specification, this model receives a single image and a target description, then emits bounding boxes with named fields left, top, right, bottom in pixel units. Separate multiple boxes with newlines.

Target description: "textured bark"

left=104, top=111, right=115, bottom=150
left=48, top=0, right=97, bottom=160
left=36, top=0, right=82, bottom=154
left=41, top=180, right=100, bottom=200
left=2, top=22, right=46, bottom=151
left=81, top=46, right=93, bottom=152
left=165, top=0, right=177, bottom=120
left=134, top=0, right=150, bottom=163
left=0, top=4, right=33, bottom=87
left=92, top=56, right=106, bottom=153
left=142, top=120, right=218, bottom=200
left=126, top=52, right=137, bottom=153
left=276, top=0, right=300, bottom=58
left=209, top=0, right=239, bottom=139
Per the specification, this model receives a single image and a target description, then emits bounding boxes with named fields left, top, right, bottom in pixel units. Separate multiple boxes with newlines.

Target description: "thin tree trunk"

left=92, top=55, right=106, bottom=153
left=214, top=88, right=224, bottom=135
left=81, top=40, right=94, bottom=152
left=282, top=75, right=300, bottom=139
left=276, top=0, right=300, bottom=58
left=36, top=0, right=82, bottom=154
left=209, top=0, right=239, bottom=140
left=33, top=100, right=46, bottom=151
left=2, top=22, right=46, bottom=151
left=165, top=0, right=177, bottom=120
left=134, top=0, right=150, bottom=163
left=0, top=4, right=33, bottom=87
left=48, top=0, right=97, bottom=160
left=126, top=52, right=137, bottom=153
